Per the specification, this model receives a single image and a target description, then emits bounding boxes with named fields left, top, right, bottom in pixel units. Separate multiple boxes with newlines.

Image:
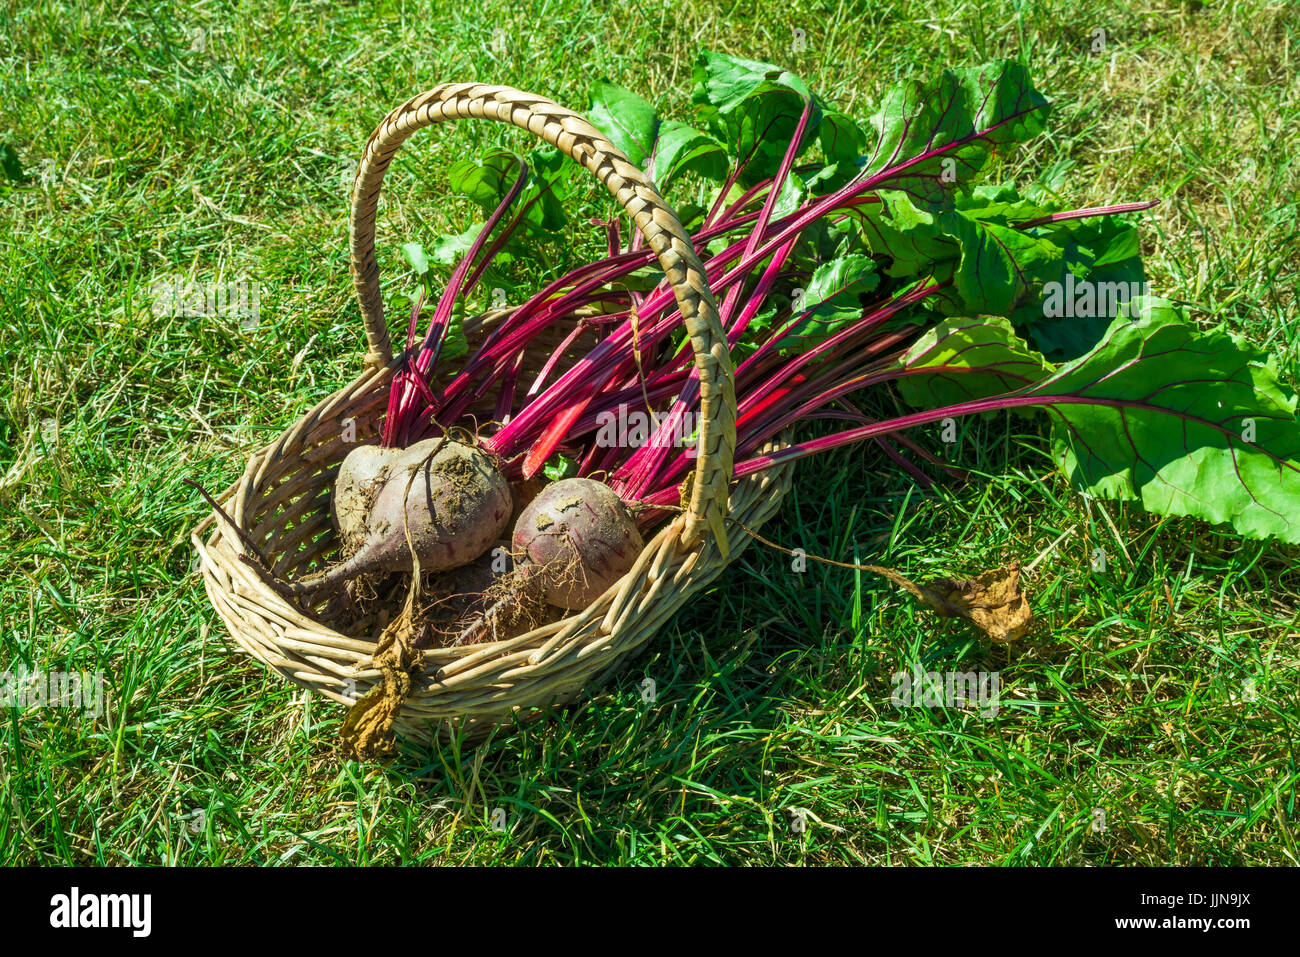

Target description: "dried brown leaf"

left=867, top=560, right=1032, bottom=643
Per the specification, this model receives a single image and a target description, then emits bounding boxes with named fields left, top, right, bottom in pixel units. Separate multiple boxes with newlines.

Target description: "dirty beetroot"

left=298, top=437, right=511, bottom=601
left=513, top=478, right=644, bottom=611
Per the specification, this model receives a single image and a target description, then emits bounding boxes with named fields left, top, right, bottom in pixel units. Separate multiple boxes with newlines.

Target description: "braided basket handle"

left=348, top=84, right=736, bottom=553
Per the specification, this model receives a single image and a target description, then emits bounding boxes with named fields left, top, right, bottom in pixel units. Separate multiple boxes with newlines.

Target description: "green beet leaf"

left=819, top=110, right=867, bottom=164
left=647, top=120, right=728, bottom=188
left=775, top=253, right=881, bottom=357
left=588, top=81, right=659, bottom=167
left=860, top=188, right=1063, bottom=317
left=446, top=146, right=568, bottom=237
left=1029, top=299, right=1300, bottom=542
left=587, top=83, right=726, bottom=189
left=1010, top=215, right=1148, bottom=361
left=864, top=61, right=1049, bottom=204
left=897, top=315, right=1054, bottom=410
left=692, top=51, right=822, bottom=184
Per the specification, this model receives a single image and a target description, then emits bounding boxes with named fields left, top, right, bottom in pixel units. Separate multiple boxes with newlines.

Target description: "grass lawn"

left=1, top=0, right=1297, bottom=865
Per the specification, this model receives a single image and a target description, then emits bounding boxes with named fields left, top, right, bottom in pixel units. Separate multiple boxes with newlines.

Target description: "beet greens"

left=379, top=52, right=1300, bottom=545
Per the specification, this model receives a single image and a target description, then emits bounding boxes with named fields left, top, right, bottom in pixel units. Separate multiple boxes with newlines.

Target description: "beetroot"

left=295, top=437, right=511, bottom=599
left=512, top=478, right=644, bottom=610
left=332, top=443, right=395, bottom=558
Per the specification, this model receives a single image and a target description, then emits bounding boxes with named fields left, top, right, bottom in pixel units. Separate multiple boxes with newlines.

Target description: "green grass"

left=1, top=0, right=1298, bottom=865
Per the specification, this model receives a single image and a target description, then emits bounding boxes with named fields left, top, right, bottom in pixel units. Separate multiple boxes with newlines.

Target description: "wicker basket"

left=190, top=84, right=796, bottom=745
